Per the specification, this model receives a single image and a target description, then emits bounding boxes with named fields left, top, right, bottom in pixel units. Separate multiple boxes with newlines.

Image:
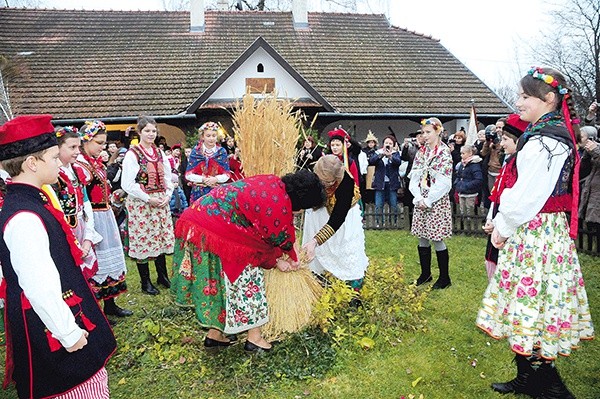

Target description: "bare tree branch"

left=532, top=0, right=600, bottom=113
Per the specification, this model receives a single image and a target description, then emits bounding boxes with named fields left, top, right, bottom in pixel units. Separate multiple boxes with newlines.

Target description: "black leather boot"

left=155, top=254, right=171, bottom=289
left=415, top=245, right=432, bottom=285
left=137, top=262, right=159, bottom=295
left=491, top=355, right=540, bottom=397
left=538, top=362, right=575, bottom=399
left=432, top=248, right=451, bottom=289
left=103, top=297, right=133, bottom=317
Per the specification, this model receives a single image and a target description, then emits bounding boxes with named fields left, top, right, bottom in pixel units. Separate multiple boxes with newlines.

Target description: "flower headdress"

left=80, top=120, right=106, bottom=142
left=198, top=121, right=220, bottom=132
left=527, top=67, right=569, bottom=95
left=420, top=118, right=442, bottom=131
left=55, top=126, right=78, bottom=138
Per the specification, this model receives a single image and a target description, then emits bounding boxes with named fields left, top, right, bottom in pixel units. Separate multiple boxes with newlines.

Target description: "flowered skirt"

left=125, top=194, right=174, bottom=260
left=476, top=212, right=594, bottom=359
left=410, top=193, right=452, bottom=241
left=171, top=241, right=268, bottom=334
left=302, top=205, right=369, bottom=281
left=90, top=209, right=128, bottom=300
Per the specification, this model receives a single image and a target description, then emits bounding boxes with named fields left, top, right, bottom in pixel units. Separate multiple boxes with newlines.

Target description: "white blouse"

left=494, top=136, right=570, bottom=238
left=3, top=212, right=85, bottom=348
left=121, top=148, right=174, bottom=202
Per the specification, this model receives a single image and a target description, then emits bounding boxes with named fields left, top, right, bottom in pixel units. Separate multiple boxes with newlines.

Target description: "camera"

left=385, top=145, right=391, bottom=150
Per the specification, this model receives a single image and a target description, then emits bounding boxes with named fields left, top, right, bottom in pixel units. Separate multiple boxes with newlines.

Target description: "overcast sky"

left=44, top=0, right=553, bottom=92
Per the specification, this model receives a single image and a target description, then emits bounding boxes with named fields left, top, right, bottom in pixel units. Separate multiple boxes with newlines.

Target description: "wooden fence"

left=360, top=203, right=599, bottom=256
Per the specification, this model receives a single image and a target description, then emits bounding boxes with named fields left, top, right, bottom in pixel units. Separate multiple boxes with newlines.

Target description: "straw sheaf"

left=231, top=92, right=322, bottom=340
left=262, top=264, right=324, bottom=341
left=232, top=91, right=304, bottom=176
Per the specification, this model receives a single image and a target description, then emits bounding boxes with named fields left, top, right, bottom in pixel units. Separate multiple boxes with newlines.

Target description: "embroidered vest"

left=76, top=156, right=111, bottom=210
left=52, top=166, right=86, bottom=228
left=0, top=184, right=116, bottom=399
left=325, top=172, right=361, bottom=214
left=489, top=155, right=517, bottom=204
left=130, top=145, right=167, bottom=194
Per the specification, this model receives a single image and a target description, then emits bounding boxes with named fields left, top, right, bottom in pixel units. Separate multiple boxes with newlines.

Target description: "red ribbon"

left=561, top=96, right=580, bottom=239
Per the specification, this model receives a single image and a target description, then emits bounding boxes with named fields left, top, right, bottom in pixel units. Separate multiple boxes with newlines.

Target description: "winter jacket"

left=579, top=145, right=600, bottom=224
left=454, top=156, right=483, bottom=195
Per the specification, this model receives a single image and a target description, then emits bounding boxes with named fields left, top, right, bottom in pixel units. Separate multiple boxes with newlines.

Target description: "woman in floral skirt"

left=408, top=117, right=453, bottom=289
left=121, top=115, right=175, bottom=295
left=171, top=171, right=324, bottom=352
left=476, top=67, right=594, bottom=398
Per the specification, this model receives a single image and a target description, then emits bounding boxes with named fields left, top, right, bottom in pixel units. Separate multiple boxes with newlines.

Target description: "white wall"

left=210, top=47, right=316, bottom=101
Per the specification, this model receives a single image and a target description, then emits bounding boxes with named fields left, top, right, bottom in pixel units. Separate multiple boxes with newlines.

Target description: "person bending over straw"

left=170, top=170, right=325, bottom=352
left=302, top=155, right=369, bottom=305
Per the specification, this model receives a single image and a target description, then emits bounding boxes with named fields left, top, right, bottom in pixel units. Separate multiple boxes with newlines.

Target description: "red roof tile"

left=0, top=8, right=511, bottom=120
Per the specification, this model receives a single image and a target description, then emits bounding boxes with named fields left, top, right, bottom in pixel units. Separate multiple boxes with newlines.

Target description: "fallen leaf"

left=406, top=368, right=413, bottom=375
left=179, top=356, right=186, bottom=364
left=118, top=378, right=126, bottom=385
left=357, top=337, right=375, bottom=350
left=411, top=376, right=423, bottom=387
left=480, top=372, right=486, bottom=379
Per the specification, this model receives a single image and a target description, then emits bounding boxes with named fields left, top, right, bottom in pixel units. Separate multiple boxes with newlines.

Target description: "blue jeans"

left=375, top=182, right=398, bottom=225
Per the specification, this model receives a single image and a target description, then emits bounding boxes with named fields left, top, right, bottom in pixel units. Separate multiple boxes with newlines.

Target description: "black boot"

left=491, top=355, right=540, bottom=397
left=538, top=362, right=575, bottom=399
left=415, top=245, right=432, bottom=286
left=432, top=248, right=451, bottom=289
left=137, top=262, right=160, bottom=295
left=103, top=297, right=133, bottom=317
left=155, top=254, right=171, bottom=289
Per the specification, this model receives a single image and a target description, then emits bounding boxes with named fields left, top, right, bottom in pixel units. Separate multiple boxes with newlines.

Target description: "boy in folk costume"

left=0, top=115, right=116, bottom=399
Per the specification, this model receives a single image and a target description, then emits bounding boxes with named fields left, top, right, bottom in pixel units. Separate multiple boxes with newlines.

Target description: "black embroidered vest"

left=0, top=183, right=116, bottom=399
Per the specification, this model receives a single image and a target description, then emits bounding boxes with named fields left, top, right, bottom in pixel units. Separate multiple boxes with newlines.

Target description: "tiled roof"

left=0, top=8, right=511, bottom=120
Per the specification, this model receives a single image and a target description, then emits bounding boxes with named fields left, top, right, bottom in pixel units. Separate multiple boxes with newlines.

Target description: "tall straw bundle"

left=232, top=91, right=322, bottom=340
left=232, top=91, right=302, bottom=176
left=261, top=264, right=324, bottom=341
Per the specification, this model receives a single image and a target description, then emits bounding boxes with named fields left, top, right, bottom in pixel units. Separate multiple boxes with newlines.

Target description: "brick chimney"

left=292, top=0, right=308, bottom=29
left=190, top=0, right=205, bottom=32
left=216, top=0, right=228, bottom=11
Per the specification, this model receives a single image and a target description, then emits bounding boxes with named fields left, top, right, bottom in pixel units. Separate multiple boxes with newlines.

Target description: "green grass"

left=1, top=231, right=599, bottom=398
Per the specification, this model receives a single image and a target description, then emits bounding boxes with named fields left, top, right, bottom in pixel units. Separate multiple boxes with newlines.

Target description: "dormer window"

left=257, top=63, right=264, bottom=73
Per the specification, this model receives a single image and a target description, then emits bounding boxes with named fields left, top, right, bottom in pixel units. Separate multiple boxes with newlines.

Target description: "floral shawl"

left=175, top=174, right=297, bottom=282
